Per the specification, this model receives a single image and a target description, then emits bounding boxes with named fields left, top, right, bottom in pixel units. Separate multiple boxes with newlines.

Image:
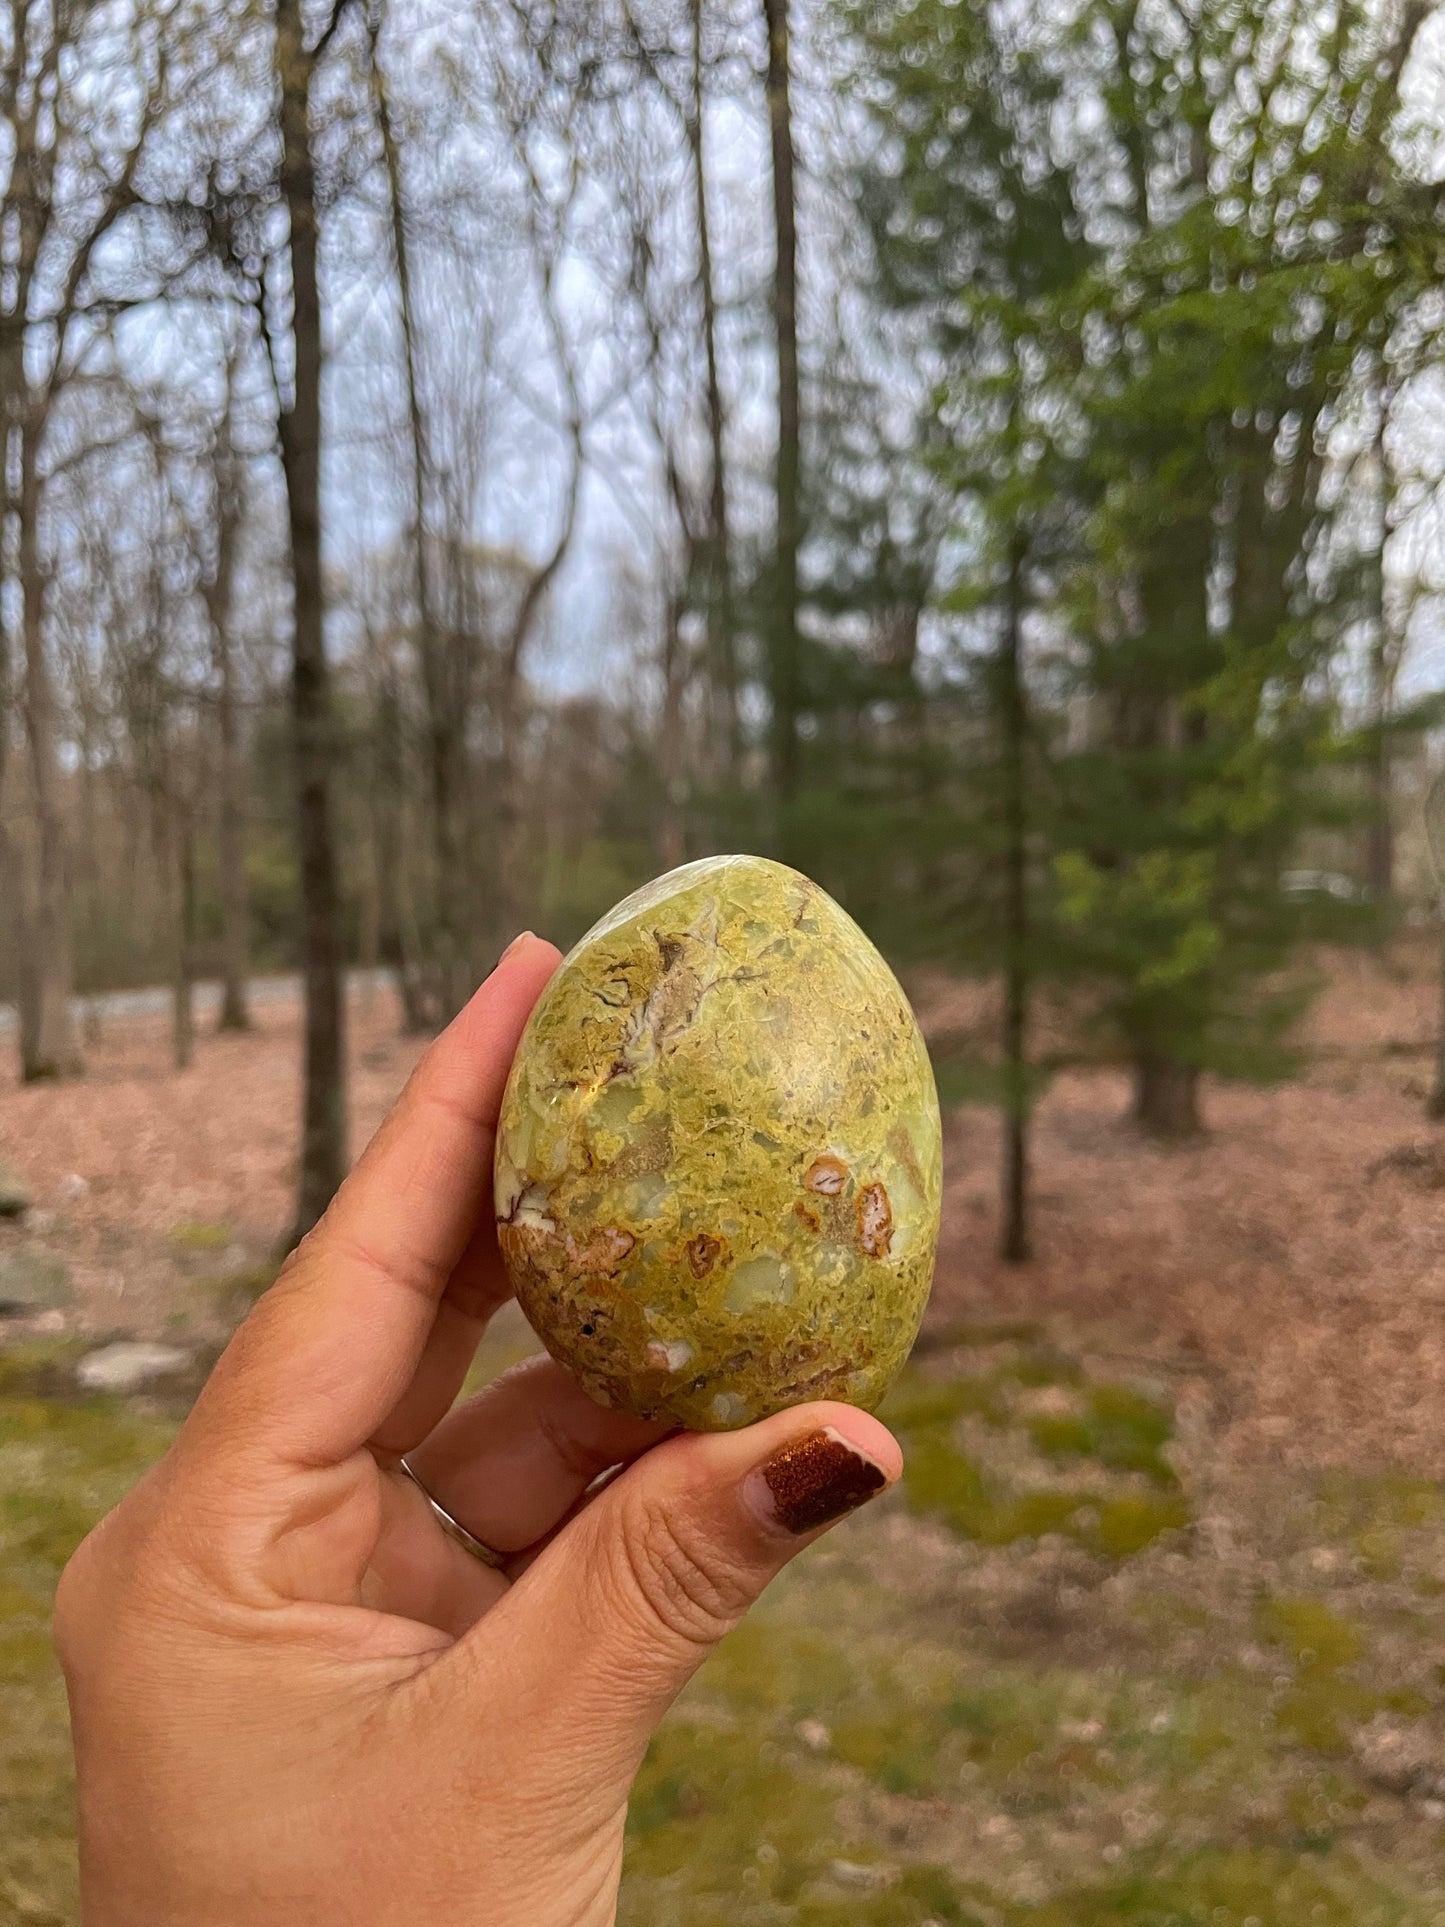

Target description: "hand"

left=55, top=936, right=902, bottom=1927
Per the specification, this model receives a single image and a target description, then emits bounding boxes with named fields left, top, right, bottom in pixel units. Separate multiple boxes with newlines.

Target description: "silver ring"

left=397, top=1457, right=508, bottom=1570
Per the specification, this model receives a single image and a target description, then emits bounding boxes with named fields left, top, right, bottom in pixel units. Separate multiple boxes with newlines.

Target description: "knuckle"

left=612, top=1495, right=753, bottom=1651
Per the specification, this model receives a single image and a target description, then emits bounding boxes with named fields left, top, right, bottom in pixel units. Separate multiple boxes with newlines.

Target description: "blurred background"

left=6, top=0, right=1445, bottom=1920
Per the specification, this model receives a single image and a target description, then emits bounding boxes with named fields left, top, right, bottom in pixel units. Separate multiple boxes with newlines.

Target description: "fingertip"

left=490, top=930, right=563, bottom=985
left=737, top=1402, right=901, bottom=1539
left=447, top=933, right=562, bottom=1062
left=637, top=1400, right=902, bottom=1541
left=776, top=1400, right=904, bottom=1485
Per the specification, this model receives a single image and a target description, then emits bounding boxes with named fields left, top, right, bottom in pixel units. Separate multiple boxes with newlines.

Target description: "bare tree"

left=203, top=343, right=254, bottom=1032
left=360, top=2, right=588, bottom=991
left=688, top=0, right=739, bottom=772
left=1, top=0, right=182, bottom=1077
left=273, top=0, right=351, bottom=1236
left=762, top=0, right=801, bottom=822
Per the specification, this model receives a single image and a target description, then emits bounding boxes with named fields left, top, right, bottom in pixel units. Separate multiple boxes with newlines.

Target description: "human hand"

left=56, top=936, right=902, bottom=1926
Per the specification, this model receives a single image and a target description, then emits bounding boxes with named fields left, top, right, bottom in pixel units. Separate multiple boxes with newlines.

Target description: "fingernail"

left=496, top=931, right=535, bottom=968
left=747, top=1425, right=893, bottom=1535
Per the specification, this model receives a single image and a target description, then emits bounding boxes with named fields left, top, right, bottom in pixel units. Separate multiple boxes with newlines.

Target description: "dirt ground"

left=8, top=946, right=1445, bottom=1923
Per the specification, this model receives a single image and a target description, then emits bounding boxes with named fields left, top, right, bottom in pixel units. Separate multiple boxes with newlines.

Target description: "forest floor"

left=7, top=947, right=1445, bottom=1924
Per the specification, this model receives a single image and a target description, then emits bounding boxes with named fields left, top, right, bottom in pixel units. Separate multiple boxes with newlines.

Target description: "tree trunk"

left=999, top=533, right=1030, bottom=1263
left=1364, top=406, right=1395, bottom=904
left=1132, top=1053, right=1202, bottom=1138
left=212, top=451, right=251, bottom=1033
left=762, top=0, right=801, bottom=821
left=276, top=0, right=347, bottom=1240
left=1365, top=758, right=1393, bottom=902
left=0, top=436, right=15, bottom=1059
left=17, top=407, right=79, bottom=1081
left=372, top=30, right=466, bottom=1022
left=688, top=0, right=739, bottom=773
left=655, top=596, right=688, bottom=873
left=1428, top=908, right=1445, bottom=1121
left=216, top=662, right=251, bottom=1031
left=173, top=803, right=196, bottom=1071
left=425, top=676, right=468, bottom=1018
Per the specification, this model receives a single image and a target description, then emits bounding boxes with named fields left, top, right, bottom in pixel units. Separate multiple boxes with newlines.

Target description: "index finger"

left=196, top=934, right=560, bottom=1470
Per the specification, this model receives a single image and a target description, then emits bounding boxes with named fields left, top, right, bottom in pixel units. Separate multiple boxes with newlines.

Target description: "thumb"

left=476, top=1402, right=901, bottom=1791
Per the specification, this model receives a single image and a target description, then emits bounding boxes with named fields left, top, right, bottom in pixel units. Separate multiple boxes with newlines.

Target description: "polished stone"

left=494, top=855, right=942, bottom=1430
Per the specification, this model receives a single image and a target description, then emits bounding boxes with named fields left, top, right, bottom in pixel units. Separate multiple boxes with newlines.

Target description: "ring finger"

left=400, top=1354, right=673, bottom=1561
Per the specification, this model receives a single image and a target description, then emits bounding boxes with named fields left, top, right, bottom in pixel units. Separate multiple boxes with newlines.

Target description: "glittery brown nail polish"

left=757, top=1427, right=890, bottom=1534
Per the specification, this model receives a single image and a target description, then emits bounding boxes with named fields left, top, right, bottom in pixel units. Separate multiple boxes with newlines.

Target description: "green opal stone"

left=493, top=855, right=943, bottom=1430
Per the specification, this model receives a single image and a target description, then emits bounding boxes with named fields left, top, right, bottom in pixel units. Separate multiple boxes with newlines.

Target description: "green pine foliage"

left=811, top=0, right=1439, bottom=1144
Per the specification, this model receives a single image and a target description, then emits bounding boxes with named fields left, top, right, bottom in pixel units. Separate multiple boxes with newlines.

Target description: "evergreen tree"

left=1049, top=0, right=1434, bottom=1133
left=819, top=0, right=1088, bottom=1255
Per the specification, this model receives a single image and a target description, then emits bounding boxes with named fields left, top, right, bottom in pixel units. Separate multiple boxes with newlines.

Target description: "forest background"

left=7, top=3, right=1445, bottom=1922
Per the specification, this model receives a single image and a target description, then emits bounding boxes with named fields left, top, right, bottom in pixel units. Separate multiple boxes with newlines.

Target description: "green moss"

left=1272, top=1679, right=1380, bottom=1756
left=1305, top=1475, right=1445, bottom=1586
left=699, top=1618, right=858, bottom=1718
left=1255, top=1597, right=1364, bottom=1674
left=622, top=1721, right=987, bottom=1926
left=999, top=1352, right=1086, bottom=1391
left=0, top=1339, right=89, bottom=1399
left=1027, top=1383, right=1177, bottom=1485
left=944, top=1320, right=1045, bottom=1348
left=1318, top=1471, right=1444, bottom=1534
left=1008, top=1845, right=1431, bottom=1925
left=3, top=1490, right=101, bottom=1575
left=891, top=1372, right=1188, bottom=1558
left=794, top=1867, right=986, bottom=1926
left=899, top=1428, right=1092, bottom=1545
left=880, top=1375, right=1007, bottom=1431
left=1252, top=1596, right=1429, bottom=1756
left=1088, top=1494, right=1192, bottom=1558
left=831, top=1706, right=955, bottom=1794
left=218, top=1262, right=279, bottom=1303
left=168, top=1220, right=232, bottom=1253
left=1354, top=1525, right=1402, bottom=1580
left=625, top=1721, right=854, bottom=1892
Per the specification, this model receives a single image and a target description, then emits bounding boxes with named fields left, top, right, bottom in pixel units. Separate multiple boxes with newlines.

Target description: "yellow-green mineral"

left=493, top=855, right=942, bottom=1430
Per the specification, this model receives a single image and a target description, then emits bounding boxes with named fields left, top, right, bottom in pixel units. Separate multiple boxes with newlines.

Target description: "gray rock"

left=76, top=1342, right=191, bottom=1395
left=0, top=1249, right=71, bottom=1313
left=827, top=1862, right=899, bottom=1893
left=0, top=1163, right=31, bottom=1218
